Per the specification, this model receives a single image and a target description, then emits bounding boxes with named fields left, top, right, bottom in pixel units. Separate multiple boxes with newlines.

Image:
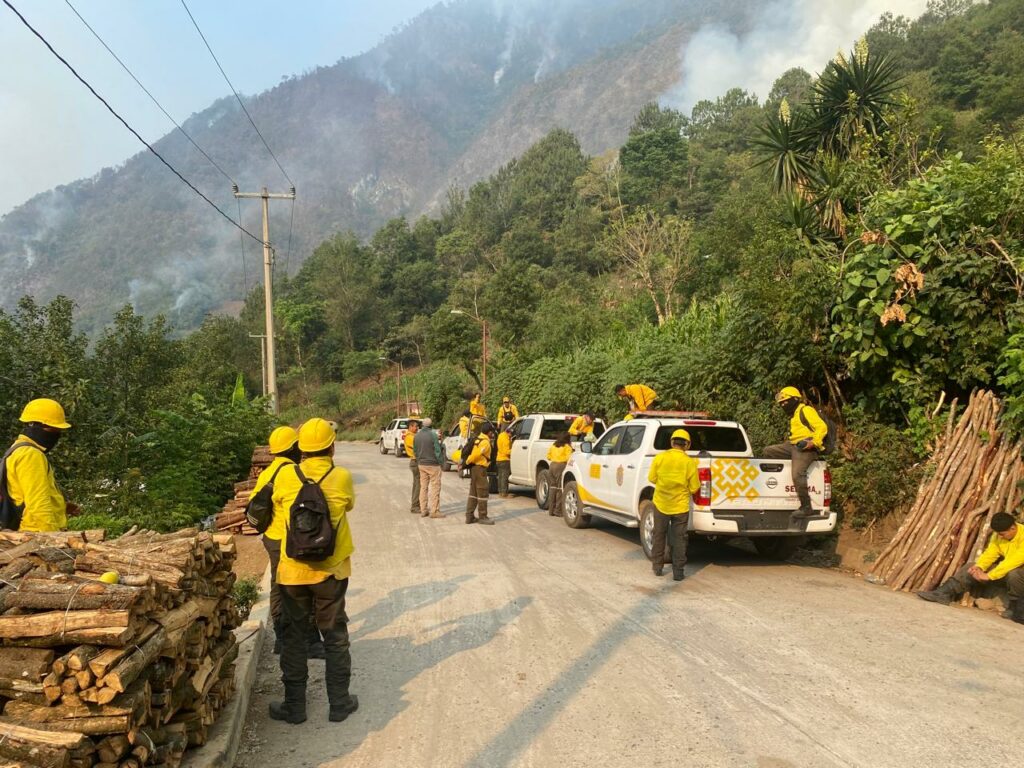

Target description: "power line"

left=1, top=0, right=265, bottom=246
left=62, top=0, right=235, bottom=185
left=179, top=0, right=294, bottom=186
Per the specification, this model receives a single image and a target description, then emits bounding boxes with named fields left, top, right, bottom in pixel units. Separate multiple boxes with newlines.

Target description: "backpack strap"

left=316, top=466, right=335, bottom=485
left=293, top=466, right=308, bottom=484
left=798, top=406, right=812, bottom=431
left=268, top=460, right=291, bottom=485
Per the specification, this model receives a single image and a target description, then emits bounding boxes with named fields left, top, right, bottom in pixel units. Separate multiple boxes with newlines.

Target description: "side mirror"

left=580, top=441, right=593, bottom=454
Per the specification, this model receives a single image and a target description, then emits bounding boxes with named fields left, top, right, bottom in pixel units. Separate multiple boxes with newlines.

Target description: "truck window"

left=515, top=418, right=536, bottom=440
left=618, top=425, right=646, bottom=454
left=593, top=426, right=626, bottom=456
left=397, top=420, right=409, bottom=429
left=652, top=425, right=747, bottom=453
left=540, top=418, right=572, bottom=440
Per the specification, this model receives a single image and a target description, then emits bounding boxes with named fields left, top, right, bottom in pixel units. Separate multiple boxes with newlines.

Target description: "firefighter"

left=648, top=428, right=699, bottom=581
left=918, top=512, right=1024, bottom=623
left=568, top=412, right=595, bottom=440
left=465, top=422, right=495, bottom=525
left=763, top=387, right=826, bottom=517
left=458, top=410, right=472, bottom=441
left=405, top=420, right=421, bottom=515
left=496, top=423, right=513, bottom=498
left=270, top=418, right=359, bottom=725
left=497, top=397, right=519, bottom=428
left=545, top=433, right=573, bottom=517
left=469, top=393, right=487, bottom=424
left=615, top=384, right=657, bottom=414
left=2, top=398, right=77, bottom=532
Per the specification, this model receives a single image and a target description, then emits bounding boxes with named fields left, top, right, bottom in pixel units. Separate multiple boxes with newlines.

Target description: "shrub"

left=232, top=577, right=261, bottom=619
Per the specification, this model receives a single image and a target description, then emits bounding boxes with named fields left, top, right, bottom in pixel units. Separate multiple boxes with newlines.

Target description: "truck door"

left=575, top=425, right=626, bottom=511
left=509, top=417, right=535, bottom=484
left=604, top=424, right=647, bottom=514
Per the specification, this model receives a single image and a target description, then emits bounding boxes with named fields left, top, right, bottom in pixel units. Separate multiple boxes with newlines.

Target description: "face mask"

left=24, top=423, right=62, bottom=451
left=782, top=400, right=800, bottom=416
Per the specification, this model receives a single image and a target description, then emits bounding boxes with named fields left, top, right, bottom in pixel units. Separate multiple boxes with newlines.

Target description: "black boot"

left=1012, top=599, right=1024, bottom=625
left=793, top=490, right=814, bottom=518
left=917, top=579, right=961, bottom=606
left=307, top=624, right=325, bottom=660
left=269, top=684, right=306, bottom=724
left=329, top=694, right=359, bottom=722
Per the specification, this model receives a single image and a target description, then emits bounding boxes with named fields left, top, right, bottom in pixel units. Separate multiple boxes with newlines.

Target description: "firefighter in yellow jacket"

left=465, top=423, right=495, bottom=525
left=615, top=383, right=657, bottom=414
left=763, top=387, right=827, bottom=517
left=270, top=418, right=358, bottom=725
left=918, top=513, right=1024, bottom=623
left=648, top=429, right=699, bottom=581
left=2, top=399, right=75, bottom=532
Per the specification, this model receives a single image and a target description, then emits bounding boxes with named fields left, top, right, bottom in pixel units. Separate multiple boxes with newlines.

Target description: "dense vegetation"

left=4, top=0, right=1023, bottom=532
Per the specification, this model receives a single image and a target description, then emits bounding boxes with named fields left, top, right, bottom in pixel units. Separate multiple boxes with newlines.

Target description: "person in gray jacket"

left=414, top=417, right=444, bottom=518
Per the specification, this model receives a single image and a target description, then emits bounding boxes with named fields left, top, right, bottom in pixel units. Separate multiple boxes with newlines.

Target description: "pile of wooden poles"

left=870, top=390, right=1023, bottom=593
left=0, top=527, right=242, bottom=767
left=214, top=446, right=272, bottom=536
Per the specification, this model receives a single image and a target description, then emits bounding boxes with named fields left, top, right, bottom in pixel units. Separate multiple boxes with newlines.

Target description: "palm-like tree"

left=752, top=103, right=818, bottom=194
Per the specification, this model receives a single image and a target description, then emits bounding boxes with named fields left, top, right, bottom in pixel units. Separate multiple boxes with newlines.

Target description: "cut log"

left=101, top=628, right=166, bottom=694
left=0, top=610, right=131, bottom=639
left=0, top=648, right=54, bottom=682
left=0, top=718, right=90, bottom=768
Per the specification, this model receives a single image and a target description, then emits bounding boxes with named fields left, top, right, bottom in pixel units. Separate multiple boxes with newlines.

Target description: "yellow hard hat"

left=775, top=386, right=802, bottom=403
left=670, top=429, right=691, bottom=443
left=19, top=398, right=71, bottom=429
left=502, top=396, right=511, bottom=403
left=298, top=418, right=336, bottom=452
left=268, top=426, right=299, bottom=455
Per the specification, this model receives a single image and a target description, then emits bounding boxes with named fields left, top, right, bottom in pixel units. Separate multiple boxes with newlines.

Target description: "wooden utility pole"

left=233, top=185, right=295, bottom=414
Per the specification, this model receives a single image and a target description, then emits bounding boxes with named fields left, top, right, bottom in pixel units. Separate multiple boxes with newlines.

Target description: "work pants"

left=262, top=535, right=284, bottom=623
left=279, top=577, right=351, bottom=705
left=945, top=564, right=1024, bottom=600
left=409, top=458, right=421, bottom=514
left=418, top=464, right=442, bottom=516
left=466, top=464, right=489, bottom=520
left=763, top=443, right=818, bottom=510
left=652, top=507, right=688, bottom=578
left=548, top=461, right=566, bottom=516
left=497, top=460, right=511, bottom=496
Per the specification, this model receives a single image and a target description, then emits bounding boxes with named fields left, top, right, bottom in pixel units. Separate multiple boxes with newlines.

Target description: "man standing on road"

left=762, top=387, right=826, bottom=518
left=918, top=512, right=1024, bottom=624
left=405, top=420, right=421, bottom=516
left=3, top=398, right=78, bottom=532
left=648, top=429, right=699, bottom=581
left=465, top=423, right=495, bottom=525
left=414, top=418, right=444, bottom=519
left=255, top=426, right=324, bottom=658
left=271, top=418, right=359, bottom=725
left=546, top=433, right=573, bottom=517
left=615, top=384, right=657, bottom=415
left=496, top=423, right=513, bottom=498
left=497, top=397, right=519, bottom=429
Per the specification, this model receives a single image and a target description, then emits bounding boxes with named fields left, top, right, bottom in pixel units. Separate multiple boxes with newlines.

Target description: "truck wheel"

left=394, top=441, right=403, bottom=458
left=442, top=451, right=453, bottom=472
left=639, top=500, right=659, bottom=562
left=753, top=536, right=804, bottom=560
left=562, top=482, right=590, bottom=529
left=535, top=470, right=551, bottom=510
left=379, top=440, right=388, bottom=455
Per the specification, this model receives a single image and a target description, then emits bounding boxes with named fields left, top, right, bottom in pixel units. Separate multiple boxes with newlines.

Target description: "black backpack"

left=285, top=466, right=338, bottom=562
left=799, top=406, right=837, bottom=455
left=0, top=442, right=34, bottom=531
left=244, top=462, right=290, bottom=534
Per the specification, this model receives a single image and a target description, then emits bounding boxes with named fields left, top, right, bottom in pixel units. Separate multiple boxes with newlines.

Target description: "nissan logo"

left=766, top=477, right=778, bottom=489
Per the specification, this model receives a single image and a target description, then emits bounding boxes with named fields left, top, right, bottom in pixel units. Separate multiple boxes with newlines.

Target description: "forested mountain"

left=0, top=0, right=750, bottom=335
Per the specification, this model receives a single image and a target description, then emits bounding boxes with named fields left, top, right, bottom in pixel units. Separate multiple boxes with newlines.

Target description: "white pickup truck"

left=505, top=413, right=606, bottom=508
left=560, top=414, right=836, bottom=558
left=378, top=418, right=416, bottom=458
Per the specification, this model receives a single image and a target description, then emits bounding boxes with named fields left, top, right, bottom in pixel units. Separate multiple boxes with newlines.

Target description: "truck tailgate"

left=709, top=457, right=826, bottom=510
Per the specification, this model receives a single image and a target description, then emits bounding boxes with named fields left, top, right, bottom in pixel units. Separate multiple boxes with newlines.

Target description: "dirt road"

left=236, top=442, right=1021, bottom=768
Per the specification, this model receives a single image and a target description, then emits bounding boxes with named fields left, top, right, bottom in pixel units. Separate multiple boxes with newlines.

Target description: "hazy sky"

left=0, top=0, right=438, bottom=214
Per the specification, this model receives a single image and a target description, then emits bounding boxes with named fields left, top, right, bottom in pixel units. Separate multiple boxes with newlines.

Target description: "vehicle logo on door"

left=766, top=477, right=778, bottom=489
left=616, top=466, right=624, bottom=486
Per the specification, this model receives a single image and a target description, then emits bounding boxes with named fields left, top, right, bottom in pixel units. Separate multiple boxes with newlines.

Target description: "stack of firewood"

left=870, top=390, right=1024, bottom=593
left=0, top=528, right=243, bottom=767
left=214, top=445, right=272, bottom=535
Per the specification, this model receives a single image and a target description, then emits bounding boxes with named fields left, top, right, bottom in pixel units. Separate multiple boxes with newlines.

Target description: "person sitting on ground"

left=405, top=420, right=421, bottom=516
left=497, top=397, right=519, bottom=429
left=496, top=423, right=513, bottom=498
left=3, top=398, right=79, bottom=532
left=762, top=387, right=826, bottom=518
left=270, top=418, right=359, bottom=725
left=648, top=429, right=699, bottom=582
left=568, top=412, right=595, bottom=440
left=414, top=418, right=444, bottom=519
left=918, top=512, right=1024, bottom=624
left=615, top=384, right=657, bottom=415
left=465, top=422, right=495, bottom=525
left=546, top=433, right=574, bottom=517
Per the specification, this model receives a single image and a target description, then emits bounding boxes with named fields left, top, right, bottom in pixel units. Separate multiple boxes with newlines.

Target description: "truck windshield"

left=652, top=425, right=747, bottom=453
